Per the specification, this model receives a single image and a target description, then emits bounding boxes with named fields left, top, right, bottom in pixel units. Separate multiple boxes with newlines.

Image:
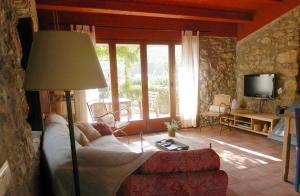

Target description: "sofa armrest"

left=118, top=170, right=228, bottom=196
left=138, top=148, right=220, bottom=174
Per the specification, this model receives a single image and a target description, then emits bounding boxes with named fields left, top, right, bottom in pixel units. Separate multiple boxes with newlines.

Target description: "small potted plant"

left=165, top=119, right=180, bottom=137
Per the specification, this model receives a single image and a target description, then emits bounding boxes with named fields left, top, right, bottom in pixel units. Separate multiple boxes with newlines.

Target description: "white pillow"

left=209, top=105, right=225, bottom=113
left=45, top=113, right=68, bottom=127
left=44, top=114, right=89, bottom=146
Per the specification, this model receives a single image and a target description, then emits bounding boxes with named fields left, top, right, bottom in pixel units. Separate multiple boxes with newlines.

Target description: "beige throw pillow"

left=77, top=131, right=90, bottom=146
left=63, top=125, right=90, bottom=146
left=73, top=126, right=89, bottom=146
left=76, top=122, right=101, bottom=142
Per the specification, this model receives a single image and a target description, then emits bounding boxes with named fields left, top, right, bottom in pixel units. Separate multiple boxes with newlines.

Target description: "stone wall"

left=236, top=6, right=300, bottom=113
left=198, top=37, right=236, bottom=124
left=0, top=0, right=38, bottom=195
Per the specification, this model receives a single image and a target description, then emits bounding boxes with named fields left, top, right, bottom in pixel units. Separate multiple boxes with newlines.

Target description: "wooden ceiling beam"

left=38, top=11, right=237, bottom=32
left=249, top=0, right=283, bottom=5
left=124, top=0, right=283, bottom=9
left=37, top=10, right=237, bottom=38
left=36, top=0, right=253, bottom=23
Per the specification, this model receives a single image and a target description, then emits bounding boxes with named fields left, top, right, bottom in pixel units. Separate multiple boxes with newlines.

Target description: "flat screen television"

left=244, top=74, right=276, bottom=99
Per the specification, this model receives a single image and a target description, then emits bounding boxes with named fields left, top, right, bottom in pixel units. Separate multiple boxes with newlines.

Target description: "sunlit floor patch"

left=209, top=138, right=281, bottom=162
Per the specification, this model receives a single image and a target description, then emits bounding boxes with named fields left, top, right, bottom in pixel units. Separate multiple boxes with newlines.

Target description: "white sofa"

left=42, top=117, right=227, bottom=196
left=43, top=122, right=154, bottom=196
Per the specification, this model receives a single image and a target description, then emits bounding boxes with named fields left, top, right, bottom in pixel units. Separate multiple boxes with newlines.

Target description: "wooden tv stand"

left=220, top=109, right=280, bottom=136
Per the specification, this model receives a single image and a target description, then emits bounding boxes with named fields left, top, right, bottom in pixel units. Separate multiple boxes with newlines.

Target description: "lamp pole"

left=65, top=91, right=81, bottom=196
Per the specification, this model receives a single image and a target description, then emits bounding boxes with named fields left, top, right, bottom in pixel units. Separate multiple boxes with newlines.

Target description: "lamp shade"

left=24, top=31, right=107, bottom=91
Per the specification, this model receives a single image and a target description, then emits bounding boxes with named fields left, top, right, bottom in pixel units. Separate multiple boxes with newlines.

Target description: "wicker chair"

left=87, top=99, right=130, bottom=142
left=148, top=91, right=160, bottom=118
left=199, top=94, right=231, bottom=135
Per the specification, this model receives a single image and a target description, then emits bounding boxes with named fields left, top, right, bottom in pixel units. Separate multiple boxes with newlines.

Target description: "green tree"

left=96, top=45, right=139, bottom=99
left=117, top=45, right=139, bottom=98
left=95, top=46, right=109, bottom=58
left=95, top=45, right=110, bottom=98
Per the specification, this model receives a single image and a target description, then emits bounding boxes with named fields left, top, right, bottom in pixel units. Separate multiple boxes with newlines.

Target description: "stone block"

left=276, top=50, right=298, bottom=64
left=261, top=37, right=271, bottom=44
left=284, top=80, right=297, bottom=91
left=276, top=65, right=298, bottom=77
left=288, top=41, right=299, bottom=47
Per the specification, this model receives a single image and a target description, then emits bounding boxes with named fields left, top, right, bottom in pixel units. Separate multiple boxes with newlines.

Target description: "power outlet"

left=0, top=161, right=11, bottom=196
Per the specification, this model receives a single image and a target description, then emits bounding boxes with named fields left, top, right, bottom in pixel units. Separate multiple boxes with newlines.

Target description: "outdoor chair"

left=148, top=91, right=160, bottom=118
left=87, top=99, right=130, bottom=143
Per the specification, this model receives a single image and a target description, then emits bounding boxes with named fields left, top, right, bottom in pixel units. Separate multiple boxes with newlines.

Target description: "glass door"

left=86, top=43, right=111, bottom=122
left=146, top=44, right=170, bottom=119
left=116, top=44, right=142, bottom=121
left=95, top=42, right=180, bottom=134
left=95, top=43, right=111, bottom=100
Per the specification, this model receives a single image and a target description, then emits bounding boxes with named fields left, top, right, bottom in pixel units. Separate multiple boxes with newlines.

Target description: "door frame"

left=98, top=40, right=181, bottom=135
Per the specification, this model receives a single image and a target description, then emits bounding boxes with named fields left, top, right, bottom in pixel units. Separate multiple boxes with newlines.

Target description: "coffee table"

left=155, top=138, right=189, bottom=151
left=140, top=132, right=210, bottom=152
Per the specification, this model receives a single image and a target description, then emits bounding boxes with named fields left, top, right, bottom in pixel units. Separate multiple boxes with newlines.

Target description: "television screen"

left=244, top=74, right=275, bottom=99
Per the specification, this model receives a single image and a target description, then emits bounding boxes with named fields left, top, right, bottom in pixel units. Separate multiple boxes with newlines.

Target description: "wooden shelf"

left=220, top=122, right=269, bottom=136
left=236, top=124, right=251, bottom=128
left=220, top=109, right=279, bottom=136
left=221, top=117, right=234, bottom=121
left=235, top=119, right=251, bottom=124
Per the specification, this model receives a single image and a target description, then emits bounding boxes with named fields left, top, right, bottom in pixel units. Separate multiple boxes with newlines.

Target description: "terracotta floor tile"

left=228, top=182, right=261, bottom=196
left=259, top=182, right=299, bottom=196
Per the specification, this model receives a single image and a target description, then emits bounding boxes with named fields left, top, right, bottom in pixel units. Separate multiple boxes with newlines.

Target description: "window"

left=95, top=43, right=111, bottom=100
left=147, top=45, right=170, bottom=119
left=116, top=44, right=142, bottom=121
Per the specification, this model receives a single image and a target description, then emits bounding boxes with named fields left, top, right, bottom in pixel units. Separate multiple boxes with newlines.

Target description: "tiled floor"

left=124, top=126, right=299, bottom=196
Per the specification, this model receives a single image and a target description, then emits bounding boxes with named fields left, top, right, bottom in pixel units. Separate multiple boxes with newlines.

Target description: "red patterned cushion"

left=118, top=170, right=228, bottom=196
left=92, top=122, right=113, bottom=136
left=139, top=148, right=220, bottom=174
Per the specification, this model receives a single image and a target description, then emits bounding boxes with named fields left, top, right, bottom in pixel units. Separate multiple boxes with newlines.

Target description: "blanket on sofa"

left=76, top=148, right=155, bottom=196
left=43, top=123, right=156, bottom=196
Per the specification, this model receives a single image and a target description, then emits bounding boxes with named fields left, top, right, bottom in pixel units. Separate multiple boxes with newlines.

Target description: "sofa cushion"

left=45, top=113, right=68, bottom=127
left=92, top=122, right=113, bottom=136
left=118, top=170, right=228, bottom=196
left=43, top=123, right=82, bottom=177
left=138, top=148, right=220, bottom=174
left=76, top=122, right=101, bottom=141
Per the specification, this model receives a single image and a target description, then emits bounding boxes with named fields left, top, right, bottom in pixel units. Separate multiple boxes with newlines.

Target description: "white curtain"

left=178, top=31, right=199, bottom=127
left=70, top=25, right=97, bottom=122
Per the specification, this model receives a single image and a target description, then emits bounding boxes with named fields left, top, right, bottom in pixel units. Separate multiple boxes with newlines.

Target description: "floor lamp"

left=24, top=31, right=107, bottom=196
